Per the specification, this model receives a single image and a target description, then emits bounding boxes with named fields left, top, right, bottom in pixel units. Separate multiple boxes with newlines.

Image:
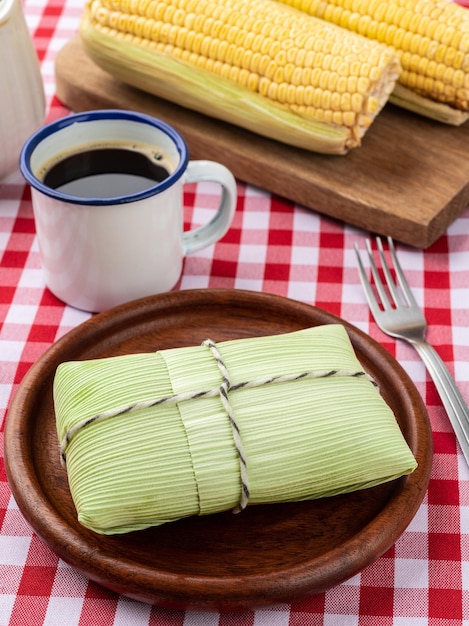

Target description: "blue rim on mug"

left=19, top=110, right=189, bottom=206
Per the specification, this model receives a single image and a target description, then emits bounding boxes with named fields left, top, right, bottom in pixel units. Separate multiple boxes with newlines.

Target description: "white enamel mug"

left=20, top=110, right=237, bottom=312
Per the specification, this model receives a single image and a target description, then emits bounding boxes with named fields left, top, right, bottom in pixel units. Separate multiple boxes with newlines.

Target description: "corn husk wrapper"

left=54, top=325, right=417, bottom=535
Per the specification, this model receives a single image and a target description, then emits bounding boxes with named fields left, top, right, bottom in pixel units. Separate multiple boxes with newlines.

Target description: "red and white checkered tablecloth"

left=1, top=0, right=469, bottom=623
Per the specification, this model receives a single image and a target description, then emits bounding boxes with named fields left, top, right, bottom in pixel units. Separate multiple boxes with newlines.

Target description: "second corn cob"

left=80, top=0, right=402, bottom=154
left=276, top=0, right=469, bottom=125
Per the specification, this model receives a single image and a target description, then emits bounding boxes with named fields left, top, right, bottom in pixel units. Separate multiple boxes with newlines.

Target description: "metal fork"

left=355, top=236, right=469, bottom=464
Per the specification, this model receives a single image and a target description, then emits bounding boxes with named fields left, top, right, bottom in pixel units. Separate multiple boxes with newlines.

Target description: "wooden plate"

left=4, top=289, right=433, bottom=611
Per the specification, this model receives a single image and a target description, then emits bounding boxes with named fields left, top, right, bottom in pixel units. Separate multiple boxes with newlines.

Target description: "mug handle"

left=182, top=160, right=237, bottom=255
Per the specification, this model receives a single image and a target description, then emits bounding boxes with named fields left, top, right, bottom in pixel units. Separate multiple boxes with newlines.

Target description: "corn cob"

left=275, top=0, right=469, bottom=125
left=80, top=0, right=402, bottom=154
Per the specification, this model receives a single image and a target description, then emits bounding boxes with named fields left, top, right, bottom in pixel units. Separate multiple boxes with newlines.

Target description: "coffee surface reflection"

left=42, top=145, right=173, bottom=198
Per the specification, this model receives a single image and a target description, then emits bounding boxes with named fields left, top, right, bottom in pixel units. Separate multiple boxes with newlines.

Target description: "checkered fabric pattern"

left=1, top=0, right=469, bottom=624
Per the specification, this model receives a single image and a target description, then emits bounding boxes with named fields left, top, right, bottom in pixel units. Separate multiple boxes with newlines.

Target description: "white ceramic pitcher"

left=0, top=0, right=45, bottom=181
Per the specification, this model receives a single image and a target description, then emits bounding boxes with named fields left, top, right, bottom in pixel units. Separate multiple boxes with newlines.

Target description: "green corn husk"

left=389, top=84, right=469, bottom=126
left=54, top=324, right=417, bottom=535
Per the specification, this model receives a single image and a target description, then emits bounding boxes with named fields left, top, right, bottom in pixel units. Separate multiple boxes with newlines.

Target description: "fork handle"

left=413, top=339, right=469, bottom=458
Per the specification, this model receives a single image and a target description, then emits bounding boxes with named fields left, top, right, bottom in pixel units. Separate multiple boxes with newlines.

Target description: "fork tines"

left=355, top=236, right=417, bottom=312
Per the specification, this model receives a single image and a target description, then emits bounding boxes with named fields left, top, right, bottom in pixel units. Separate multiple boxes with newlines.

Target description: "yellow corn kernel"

left=277, top=0, right=469, bottom=111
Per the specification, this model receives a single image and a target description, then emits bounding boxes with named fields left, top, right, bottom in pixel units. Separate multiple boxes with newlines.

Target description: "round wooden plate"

left=5, top=289, right=433, bottom=611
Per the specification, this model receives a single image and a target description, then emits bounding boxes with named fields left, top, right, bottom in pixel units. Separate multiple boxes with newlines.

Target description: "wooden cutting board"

left=55, top=35, right=469, bottom=248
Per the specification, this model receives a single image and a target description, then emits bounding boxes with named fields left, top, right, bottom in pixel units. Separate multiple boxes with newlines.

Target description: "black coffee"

left=43, top=147, right=172, bottom=198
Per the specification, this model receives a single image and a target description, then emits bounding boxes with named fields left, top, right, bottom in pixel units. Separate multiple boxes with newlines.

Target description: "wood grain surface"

left=54, top=35, right=469, bottom=249
left=4, top=289, right=433, bottom=610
